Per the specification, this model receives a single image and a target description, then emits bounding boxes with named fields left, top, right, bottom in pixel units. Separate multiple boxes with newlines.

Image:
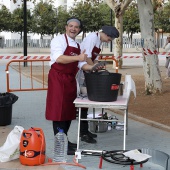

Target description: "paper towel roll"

left=123, top=75, right=136, bottom=98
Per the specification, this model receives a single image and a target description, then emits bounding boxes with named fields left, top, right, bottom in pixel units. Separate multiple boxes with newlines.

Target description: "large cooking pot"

left=89, top=121, right=108, bottom=133
left=84, top=70, right=122, bottom=102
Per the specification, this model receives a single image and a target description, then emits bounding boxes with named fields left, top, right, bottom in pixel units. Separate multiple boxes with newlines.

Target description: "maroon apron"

left=91, top=33, right=101, bottom=61
left=46, top=34, right=80, bottom=121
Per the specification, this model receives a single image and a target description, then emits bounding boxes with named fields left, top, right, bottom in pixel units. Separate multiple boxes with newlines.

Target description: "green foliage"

left=152, top=0, right=163, bottom=12
left=10, top=5, right=32, bottom=38
left=98, top=3, right=114, bottom=26
left=0, top=5, right=12, bottom=32
left=154, top=3, right=170, bottom=33
left=56, top=6, right=70, bottom=34
left=123, top=2, right=140, bottom=39
left=31, top=0, right=57, bottom=37
left=11, top=0, right=37, bottom=4
left=69, top=0, right=113, bottom=34
left=3, top=0, right=170, bottom=38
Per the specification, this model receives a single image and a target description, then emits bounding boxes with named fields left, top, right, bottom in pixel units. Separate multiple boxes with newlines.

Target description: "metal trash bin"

left=0, top=93, right=18, bottom=126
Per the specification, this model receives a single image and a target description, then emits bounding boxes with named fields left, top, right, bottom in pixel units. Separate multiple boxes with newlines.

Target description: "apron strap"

left=64, top=34, right=80, bottom=49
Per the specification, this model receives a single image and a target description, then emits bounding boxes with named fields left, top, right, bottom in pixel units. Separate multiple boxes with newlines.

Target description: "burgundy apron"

left=91, top=33, right=101, bottom=61
left=46, top=34, right=80, bottom=121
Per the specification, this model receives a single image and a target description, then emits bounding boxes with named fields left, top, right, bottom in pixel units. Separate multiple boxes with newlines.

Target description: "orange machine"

left=20, top=127, right=46, bottom=166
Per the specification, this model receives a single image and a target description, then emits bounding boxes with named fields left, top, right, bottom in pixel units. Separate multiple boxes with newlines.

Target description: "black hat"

left=102, top=26, right=119, bottom=39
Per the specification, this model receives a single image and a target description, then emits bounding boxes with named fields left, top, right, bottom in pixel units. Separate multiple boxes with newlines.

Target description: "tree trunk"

left=114, top=15, right=123, bottom=68
left=105, top=0, right=133, bottom=69
left=137, top=0, right=162, bottom=94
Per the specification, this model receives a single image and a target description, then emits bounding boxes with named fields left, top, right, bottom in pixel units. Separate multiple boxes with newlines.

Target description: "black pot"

left=84, top=71, right=122, bottom=102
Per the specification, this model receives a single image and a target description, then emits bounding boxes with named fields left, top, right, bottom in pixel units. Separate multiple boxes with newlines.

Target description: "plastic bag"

left=0, top=125, right=24, bottom=162
left=0, top=92, right=18, bottom=107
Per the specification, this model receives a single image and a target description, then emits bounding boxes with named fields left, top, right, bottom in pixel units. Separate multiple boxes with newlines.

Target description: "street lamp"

left=110, top=9, right=113, bottom=52
left=23, top=0, right=27, bottom=67
left=56, top=8, right=58, bottom=34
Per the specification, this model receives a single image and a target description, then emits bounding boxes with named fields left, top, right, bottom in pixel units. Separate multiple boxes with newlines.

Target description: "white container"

left=53, top=129, right=68, bottom=162
left=115, top=122, right=124, bottom=131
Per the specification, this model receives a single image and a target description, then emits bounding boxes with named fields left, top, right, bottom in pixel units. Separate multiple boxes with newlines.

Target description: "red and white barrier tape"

left=99, top=50, right=170, bottom=60
left=0, top=55, right=50, bottom=60
left=142, top=48, right=170, bottom=56
left=99, top=55, right=142, bottom=59
left=0, top=51, right=170, bottom=60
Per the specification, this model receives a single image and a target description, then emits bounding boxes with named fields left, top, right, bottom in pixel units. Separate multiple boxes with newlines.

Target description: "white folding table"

left=74, top=95, right=129, bottom=149
left=73, top=75, right=136, bottom=161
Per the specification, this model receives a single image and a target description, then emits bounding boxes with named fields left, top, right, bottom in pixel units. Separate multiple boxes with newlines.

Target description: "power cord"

left=101, top=150, right=149, bottom=165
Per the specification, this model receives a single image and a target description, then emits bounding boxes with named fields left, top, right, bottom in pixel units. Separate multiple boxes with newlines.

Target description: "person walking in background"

left=77, top=26, right=119, bottom=144
left=163, top=35, right=170, bottom=79
left=45, top=17, right=103, bottom=155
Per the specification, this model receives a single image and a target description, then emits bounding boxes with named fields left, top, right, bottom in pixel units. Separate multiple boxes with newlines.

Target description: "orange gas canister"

left=20, top=127, right=46, bottom=166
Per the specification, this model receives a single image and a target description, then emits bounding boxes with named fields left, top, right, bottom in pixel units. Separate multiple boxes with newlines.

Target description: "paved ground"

left=0, top=56, right=170, bottom=170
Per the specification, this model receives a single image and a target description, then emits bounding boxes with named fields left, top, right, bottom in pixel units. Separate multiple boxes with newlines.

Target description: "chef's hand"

left=78, top=50, right=87, bottom=62
left=93, top=64, right=104, bottom=70
left=91, top=61, right=106, bottom=72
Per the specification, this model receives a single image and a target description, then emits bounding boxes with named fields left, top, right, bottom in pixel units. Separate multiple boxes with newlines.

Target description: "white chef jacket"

left=164, top=43, right=170, bottom=53
left=164, top=42, right=170, bottom=77
left=80, top=32, right=101, bottom=60
left=50, top=34, right=86, bottom=69
left=77, top=32, right=101, bottom=94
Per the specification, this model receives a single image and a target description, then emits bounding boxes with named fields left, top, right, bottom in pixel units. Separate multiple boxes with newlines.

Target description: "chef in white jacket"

left=163, top=35, right=170, bottom=79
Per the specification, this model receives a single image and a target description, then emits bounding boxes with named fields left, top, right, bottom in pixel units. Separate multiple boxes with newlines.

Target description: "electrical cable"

left=81, top=149, right=149, bottom=166
left=101, top=150, right=149, bottom=165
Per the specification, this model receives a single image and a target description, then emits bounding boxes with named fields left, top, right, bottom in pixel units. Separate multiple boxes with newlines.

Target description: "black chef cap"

left=102, top=26, right=119, bottom=39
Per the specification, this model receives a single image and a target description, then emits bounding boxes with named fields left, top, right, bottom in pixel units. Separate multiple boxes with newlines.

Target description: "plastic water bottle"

left=53, top=128, right=68, bottom=162
left=108, top=122, right=112, bottom=130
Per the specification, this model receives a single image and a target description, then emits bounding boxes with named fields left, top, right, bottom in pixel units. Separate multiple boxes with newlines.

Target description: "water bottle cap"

left=58, top=128, right=64, bottom=133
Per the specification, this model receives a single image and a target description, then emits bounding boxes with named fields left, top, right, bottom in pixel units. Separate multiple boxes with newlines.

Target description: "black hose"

left=102, top=150, right=149, bottom=165
left=81, top=149, right=149, bottom=166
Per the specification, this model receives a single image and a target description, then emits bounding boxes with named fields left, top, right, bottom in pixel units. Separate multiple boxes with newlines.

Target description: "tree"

left=11, top=5, right=32, bottom=39
left=0, top=5, right=12, bottom=32
left=137, top=0, right=162, bottom=94
left=163, top=3, right=170, bottom=33
left=105, top=0, right=163, bottom=94
left=31, top=1, right=57, bottom=38
left=56, top=6, right=70, bottom=34
left=154, top=2, right=170, bottom=33
left=69, top=0, right=112, bottom=39
left=105, top=0, right=133, bottom=67
left=98, top=2, right=114, bottom=26
left=123, top=2, right=140, bottom=40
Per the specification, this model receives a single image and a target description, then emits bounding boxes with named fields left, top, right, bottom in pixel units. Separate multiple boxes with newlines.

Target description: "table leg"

left=77, top=107, right=81, bottom=151
left=123, top=109, right=127, bottom=150
left=126, top=107, right=128, bottom=135
left=75, top=107, right=82, bottom=163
